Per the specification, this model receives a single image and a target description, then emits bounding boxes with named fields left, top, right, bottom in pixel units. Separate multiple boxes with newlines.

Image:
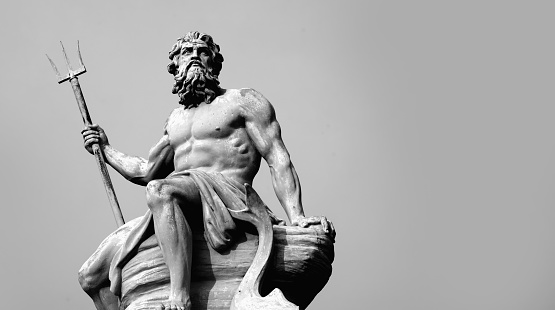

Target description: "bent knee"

left=146, top=180, right=174, bottom=206
left=146, top=178, right=201, bottom=210
left=146, top=180, right=182, bottom=210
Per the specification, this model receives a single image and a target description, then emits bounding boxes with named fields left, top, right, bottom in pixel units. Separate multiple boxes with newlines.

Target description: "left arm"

left=241, top=89, right=334, bottom=236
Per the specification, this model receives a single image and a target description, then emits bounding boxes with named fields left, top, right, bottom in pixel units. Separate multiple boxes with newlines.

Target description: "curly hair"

left=167, top=31, right=224, bottom=78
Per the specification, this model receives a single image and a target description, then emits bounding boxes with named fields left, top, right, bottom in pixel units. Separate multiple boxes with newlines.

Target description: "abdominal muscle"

left=166, top=92, right=262, bottom=185
left=172, top=135, right=261, bottom=186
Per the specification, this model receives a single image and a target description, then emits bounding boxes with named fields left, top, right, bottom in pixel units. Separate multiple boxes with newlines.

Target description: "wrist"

left=102, top=143, right=113, bottom=152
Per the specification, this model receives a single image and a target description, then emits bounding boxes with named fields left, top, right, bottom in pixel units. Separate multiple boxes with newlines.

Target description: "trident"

left=47, top=41, right=125, bottom=227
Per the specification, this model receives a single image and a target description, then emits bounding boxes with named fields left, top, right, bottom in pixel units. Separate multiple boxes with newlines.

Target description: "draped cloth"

left=108, top=170, right=252, bottom=296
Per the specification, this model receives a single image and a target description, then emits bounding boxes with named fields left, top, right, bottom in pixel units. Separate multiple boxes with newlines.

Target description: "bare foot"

left=156, top=298, right=191, bottom=310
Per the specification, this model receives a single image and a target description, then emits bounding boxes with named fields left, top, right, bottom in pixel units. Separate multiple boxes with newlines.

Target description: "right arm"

left=82, top=124, right=174, bottom=186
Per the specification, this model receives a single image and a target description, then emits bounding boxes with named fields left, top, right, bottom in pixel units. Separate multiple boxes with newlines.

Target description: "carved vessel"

left=120, top=224, right=334, bottom=310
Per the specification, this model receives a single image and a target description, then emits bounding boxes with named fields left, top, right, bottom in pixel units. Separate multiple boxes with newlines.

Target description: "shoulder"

left=168, top=107, right=184, bottom=118
left=236, top=88, right=268, bottom=103
left=228, top=88, right=275, bottom=119
left=164, top=107, right=185, bottom=131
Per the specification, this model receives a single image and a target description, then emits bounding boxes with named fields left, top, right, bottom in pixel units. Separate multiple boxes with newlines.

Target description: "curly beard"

left=171, top=63, right=221, bottom=108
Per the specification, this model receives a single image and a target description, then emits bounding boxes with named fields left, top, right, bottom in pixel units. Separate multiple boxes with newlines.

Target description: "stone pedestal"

left=120, top=224, right=334, bottom=310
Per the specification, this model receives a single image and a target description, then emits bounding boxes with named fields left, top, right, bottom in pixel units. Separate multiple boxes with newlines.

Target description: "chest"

left=166, top=102, right=244, bottom=144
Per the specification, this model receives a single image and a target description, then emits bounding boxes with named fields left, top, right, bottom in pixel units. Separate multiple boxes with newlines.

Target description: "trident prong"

left=46, top=41, right=125, bottom=227
left=61, top=41, right=73, bottom=71
left=77, top=40, right=86, bottom=69
left=46, top=41, right=87, bottom=84
left=46, top=53, right=63, bottom=81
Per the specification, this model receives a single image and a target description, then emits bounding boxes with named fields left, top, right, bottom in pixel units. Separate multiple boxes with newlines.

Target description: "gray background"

left=1, top=1, right=555, bottom=309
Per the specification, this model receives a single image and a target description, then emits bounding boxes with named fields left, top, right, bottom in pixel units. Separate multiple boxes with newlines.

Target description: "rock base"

left=120, top=224, right=334, bottom=310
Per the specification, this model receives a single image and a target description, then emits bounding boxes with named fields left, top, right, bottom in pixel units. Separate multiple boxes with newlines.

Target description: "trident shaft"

left=47, top=41, right=125, bottom=227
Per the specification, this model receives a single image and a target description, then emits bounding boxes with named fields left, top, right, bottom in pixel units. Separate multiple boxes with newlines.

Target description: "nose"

left=190, top=48, right=200, bottom=59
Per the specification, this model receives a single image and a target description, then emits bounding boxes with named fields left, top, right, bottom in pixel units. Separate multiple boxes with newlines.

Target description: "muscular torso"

left=165, top=89, right=261, bottom=185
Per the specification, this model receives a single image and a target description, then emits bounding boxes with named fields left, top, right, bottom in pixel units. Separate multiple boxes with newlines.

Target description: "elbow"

left=269, top=155, right=293, bottom=174
left=127, top=169, right=153, bottom=186
left=277, top=157, right=292, bottom=169
left=127, top=162, right=163, bottom=186
left=128, top=167, right=171, bottom=186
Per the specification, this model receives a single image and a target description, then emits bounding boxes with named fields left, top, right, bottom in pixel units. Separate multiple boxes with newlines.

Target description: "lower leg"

left=151, top=199, right=193, bottom=309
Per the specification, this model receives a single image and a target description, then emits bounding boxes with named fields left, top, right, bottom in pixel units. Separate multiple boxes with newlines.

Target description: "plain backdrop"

left=2, top=1, right=555, bottom=309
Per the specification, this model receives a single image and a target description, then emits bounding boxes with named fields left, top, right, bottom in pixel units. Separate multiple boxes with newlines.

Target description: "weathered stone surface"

left=120, top=224, right=334, bottom=310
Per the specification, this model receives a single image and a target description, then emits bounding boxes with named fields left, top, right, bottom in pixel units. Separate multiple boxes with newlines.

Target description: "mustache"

left=185, top=60, right=204, bottom=72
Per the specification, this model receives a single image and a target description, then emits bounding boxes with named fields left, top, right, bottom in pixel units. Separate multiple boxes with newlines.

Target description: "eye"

left=198, top=47, right=209, bottom=56
left=183, top=47, right=193, bottom=54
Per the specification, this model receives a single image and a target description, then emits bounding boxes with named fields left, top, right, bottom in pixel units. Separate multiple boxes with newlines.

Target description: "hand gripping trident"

left=47, top=42, right=125, bottom=227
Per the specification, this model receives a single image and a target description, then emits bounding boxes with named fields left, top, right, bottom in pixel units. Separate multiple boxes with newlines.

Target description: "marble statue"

left=76, top=31, right=335, bottom=310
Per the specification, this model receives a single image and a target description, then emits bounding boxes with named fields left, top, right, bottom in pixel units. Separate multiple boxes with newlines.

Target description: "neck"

left=181, top=86, right=223, bottom=108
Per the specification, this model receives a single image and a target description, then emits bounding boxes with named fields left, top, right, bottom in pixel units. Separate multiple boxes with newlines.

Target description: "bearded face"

left=171, top=43, right=221, bottom=108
